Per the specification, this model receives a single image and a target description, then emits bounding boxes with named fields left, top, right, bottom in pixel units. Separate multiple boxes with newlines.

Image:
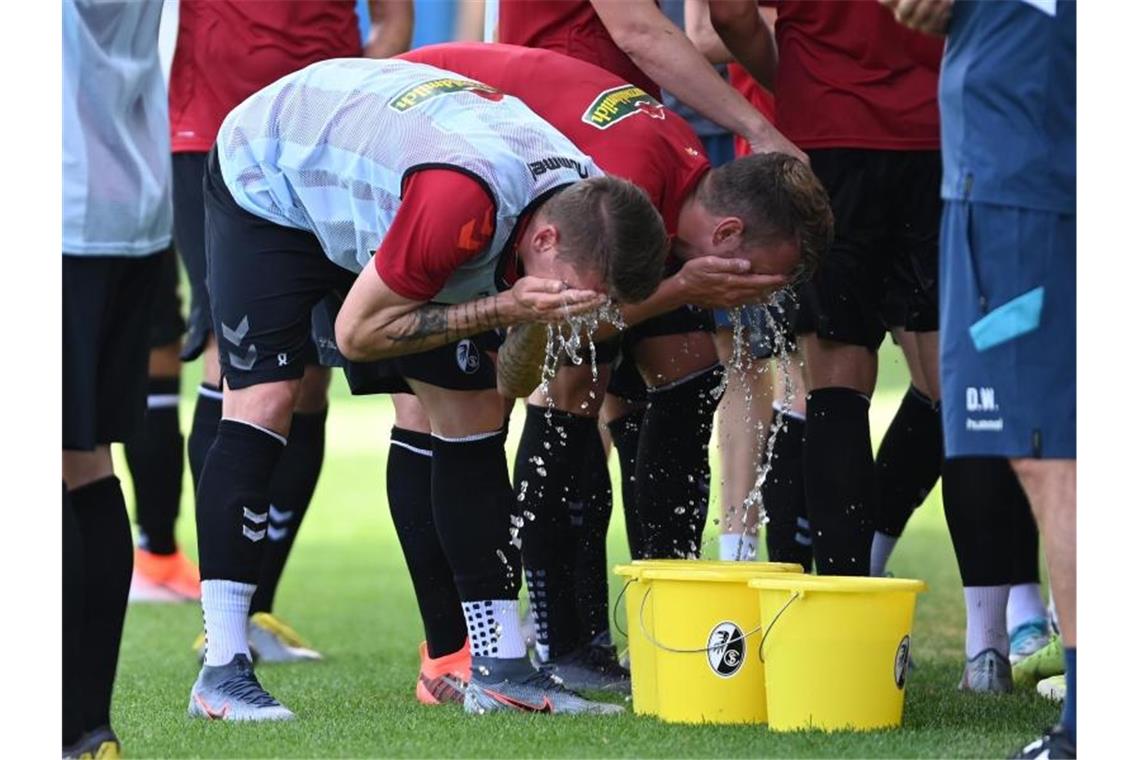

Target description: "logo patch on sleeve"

left=389, top=78, right=504, bottom=112
left=581, top=85, right=666, bottom=129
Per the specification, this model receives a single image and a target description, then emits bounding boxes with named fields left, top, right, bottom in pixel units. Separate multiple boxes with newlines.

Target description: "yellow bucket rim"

left=639, top=567, right=803, bottom=583
left=614, top=561, right=803, bottom=578
left=749, top=575, right=928, bottom=594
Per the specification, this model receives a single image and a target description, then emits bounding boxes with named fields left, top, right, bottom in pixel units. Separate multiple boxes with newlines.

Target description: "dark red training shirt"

left=401, top=43, right=708, bottom=235
left=497, top=0, right=661, bottom=100
left=764, top=0, right=942, bottom=150
left=169, top=0, right=362, bottom=153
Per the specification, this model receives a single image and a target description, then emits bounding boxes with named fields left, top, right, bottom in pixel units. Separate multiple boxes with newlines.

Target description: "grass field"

left=112, top=342, right=1058, bottom=758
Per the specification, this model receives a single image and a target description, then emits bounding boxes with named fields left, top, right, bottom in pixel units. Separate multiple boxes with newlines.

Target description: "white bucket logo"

left=707, top=621, right=745, bottom=678
left=455, top=339, right=480, bottom=374
left=894, top=634, right=911, bottom=689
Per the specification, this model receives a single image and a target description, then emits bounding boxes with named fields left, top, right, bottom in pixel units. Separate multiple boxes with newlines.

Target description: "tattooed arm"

left=336, top=265, right=605, bottom=361
left=496, top=323, right=550, bottom=398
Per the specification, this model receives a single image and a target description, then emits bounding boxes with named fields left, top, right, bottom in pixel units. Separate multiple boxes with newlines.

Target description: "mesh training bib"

left=217, top=58, right=601, bottom=303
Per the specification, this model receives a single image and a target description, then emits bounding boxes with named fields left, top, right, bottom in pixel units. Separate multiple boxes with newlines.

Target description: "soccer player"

left=168, top=0, right=412, bottom=660
left=397, top=41, right=832, bottom=693
left=63, top=0, right=171, bottom=754
left=125, top=247, right=201, bottom=602
left=188, top=57, right=669, bottom=719
left=885, top=0, right=1076, bottom=754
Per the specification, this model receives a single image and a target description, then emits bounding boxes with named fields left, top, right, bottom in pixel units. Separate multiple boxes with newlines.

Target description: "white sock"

left=719, top=533, right=758, bottom=561
left=870, top=532, right=899, bottom=577
left=964, top=585, right=1010, bottom=658
left=462, top=600, right=528, bottom=658
left=1007, top=583, right=1048, bottom=631
left=201, top=579, right=256, bottom=666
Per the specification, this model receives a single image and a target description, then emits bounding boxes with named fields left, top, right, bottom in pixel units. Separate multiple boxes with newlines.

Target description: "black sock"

left=187, top=383, right=222, bottom=490
left=195, top=419, right=285, bottom=582
left=250, top=407, right=327, bottom=614
left=1009, top=470, right=1040, bottom=586
left=386, top=427, right=468, bottom=659
left=571, top=422, right=613, bottom=644
left=431, top=429, right=521, bottom=600
left=607, top=408, right=646, bottom=558
left=635, top=366, right=721, bottom=559
left=124, top=377, right=184, bottom=555
left=874, top=385, right=944, bottom=537
left=762, top=411, right=813, bottom=572
left=515, top=405, right=580, bottom=658
left=942, top=457, right=1018, bottom=586
left=62, top=483, right=85, bottom=745
left=803, top=387, right=876, bottom=575
left=70, top=476, right=134, bottom=731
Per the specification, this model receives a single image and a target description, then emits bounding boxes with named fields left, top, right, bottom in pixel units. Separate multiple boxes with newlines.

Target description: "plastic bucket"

left=613, top=561, right=802, bottom=722
left=749, top=575, right=927, bottom=732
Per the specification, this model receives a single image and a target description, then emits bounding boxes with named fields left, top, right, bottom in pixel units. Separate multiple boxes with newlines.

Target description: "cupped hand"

left=508, top=276, right=606, bottom=324
left=677, top=256, right=791, bottom=309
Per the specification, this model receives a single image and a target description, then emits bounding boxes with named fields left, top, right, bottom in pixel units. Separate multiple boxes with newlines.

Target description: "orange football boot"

left=134, top=548, right=201, bottom=600
left=416, top=640, right=471, bottom=706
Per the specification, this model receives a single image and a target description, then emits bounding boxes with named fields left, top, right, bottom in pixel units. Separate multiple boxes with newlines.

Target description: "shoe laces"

left=519, top=668, right=577, bottom=695
left=216, top=666, right=280, bottom=708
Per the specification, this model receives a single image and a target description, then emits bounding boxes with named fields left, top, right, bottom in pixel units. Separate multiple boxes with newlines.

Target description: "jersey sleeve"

left=373, top=169, right=497, bottom=302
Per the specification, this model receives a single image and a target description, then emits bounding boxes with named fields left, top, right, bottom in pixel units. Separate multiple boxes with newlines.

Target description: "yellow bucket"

left=749, top=575, right=927, bottom=732
left=613, top=561, right=802, bottom=722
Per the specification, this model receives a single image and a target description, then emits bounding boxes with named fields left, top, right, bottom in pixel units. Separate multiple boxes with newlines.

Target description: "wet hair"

left=540, top=176, right=667, bottom=303
left=699, top=152, right=834, bottom=281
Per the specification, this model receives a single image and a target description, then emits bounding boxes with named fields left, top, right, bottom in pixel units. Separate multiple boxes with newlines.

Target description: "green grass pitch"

left=112, top=343, right=1058, bottom=757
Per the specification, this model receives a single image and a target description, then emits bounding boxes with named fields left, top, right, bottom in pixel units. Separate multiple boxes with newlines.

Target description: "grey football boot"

left=188, top=653, right=295, bottom=721
left=959, top=648, right=1014, bottom=694
left=465, top=656, right=625, bottom=715
left=543, top=641, right=631, bottom=694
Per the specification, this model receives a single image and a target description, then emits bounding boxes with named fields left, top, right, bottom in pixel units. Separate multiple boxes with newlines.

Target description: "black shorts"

left=149, top=246, right=186, bottom=349
left=172, top=151, right=212, bottom=361
left=804, top=148, right=941, bottom=350
left=340, top=331, right=503, bottom=395
left=63, top=252, right=164, bottom=450
left=204, top=149, right=353, bottom=390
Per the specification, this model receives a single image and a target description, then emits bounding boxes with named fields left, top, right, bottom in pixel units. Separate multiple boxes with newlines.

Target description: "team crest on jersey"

left=581, top=85, right=666, bottom=129
left=388, top=78, right=505, bottom=112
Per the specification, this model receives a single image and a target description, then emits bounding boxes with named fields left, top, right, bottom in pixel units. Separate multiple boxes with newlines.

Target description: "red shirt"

left=375, top=169, right=505, bottom=302
left=766, top=0, right=941, bottom=150
left=169, top=0, right=362, bottom=153
left=498, top=0, right=661, bottom=100
left=401, top=43, right=708, bottom=235
left=728, top=63, right=775, bottom=157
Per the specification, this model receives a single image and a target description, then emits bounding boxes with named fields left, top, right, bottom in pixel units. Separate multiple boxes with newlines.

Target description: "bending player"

left=395, top=42, right=832, bottom=695
left=189, top=57, right=669, bottom=719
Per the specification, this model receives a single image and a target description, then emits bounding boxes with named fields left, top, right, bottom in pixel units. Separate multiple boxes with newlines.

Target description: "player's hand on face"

left=678, top=256, right=791, bottom=309
left=508, top=276, right=606, bottom=324
left=879, top=0, right=953, bottom=35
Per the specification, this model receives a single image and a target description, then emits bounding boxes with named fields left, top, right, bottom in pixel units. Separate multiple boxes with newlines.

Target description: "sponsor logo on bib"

left=389, top=78, right=504, bottom=112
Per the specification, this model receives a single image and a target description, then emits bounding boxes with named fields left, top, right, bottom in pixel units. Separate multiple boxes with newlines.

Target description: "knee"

left=62, top=446, right=114, bottom=490
left=393, top=393, right=432, bottom=433
left=223, top=380, right=301, bottom=435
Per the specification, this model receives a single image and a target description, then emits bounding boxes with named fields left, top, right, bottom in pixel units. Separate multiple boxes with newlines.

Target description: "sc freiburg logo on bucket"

left=707, top=621, right=745, bottom=678
left=894, top=634, right=911, bottom=689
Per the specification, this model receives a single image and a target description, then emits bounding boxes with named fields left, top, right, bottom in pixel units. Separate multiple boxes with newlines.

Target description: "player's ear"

left=712, top=216, right=744, bottom=247
left=532, top=222, right=560, bottom=257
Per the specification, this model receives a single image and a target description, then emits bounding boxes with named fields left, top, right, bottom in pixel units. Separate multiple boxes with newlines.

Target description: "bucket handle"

left=637, top=586, right=765, bottom=654
left=757, top=590, right=801, bottom=663
left=612, top=579, right=634, bottom=640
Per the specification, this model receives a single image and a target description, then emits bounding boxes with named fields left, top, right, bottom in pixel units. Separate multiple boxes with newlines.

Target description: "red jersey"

left=728, top=63, right=775, bottom=158
left=401, top=43, right=708, bottom=235
left=169, top=0, right=362, bottom=153
left=498, top=0, right=661, bottom=100
left=765, top=0, right=941, bottom=150
left=375, top=169, right=504, bottom=302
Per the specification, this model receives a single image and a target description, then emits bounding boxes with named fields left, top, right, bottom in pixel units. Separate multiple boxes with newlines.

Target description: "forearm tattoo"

left=384, top=295, right=507, bottom=353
